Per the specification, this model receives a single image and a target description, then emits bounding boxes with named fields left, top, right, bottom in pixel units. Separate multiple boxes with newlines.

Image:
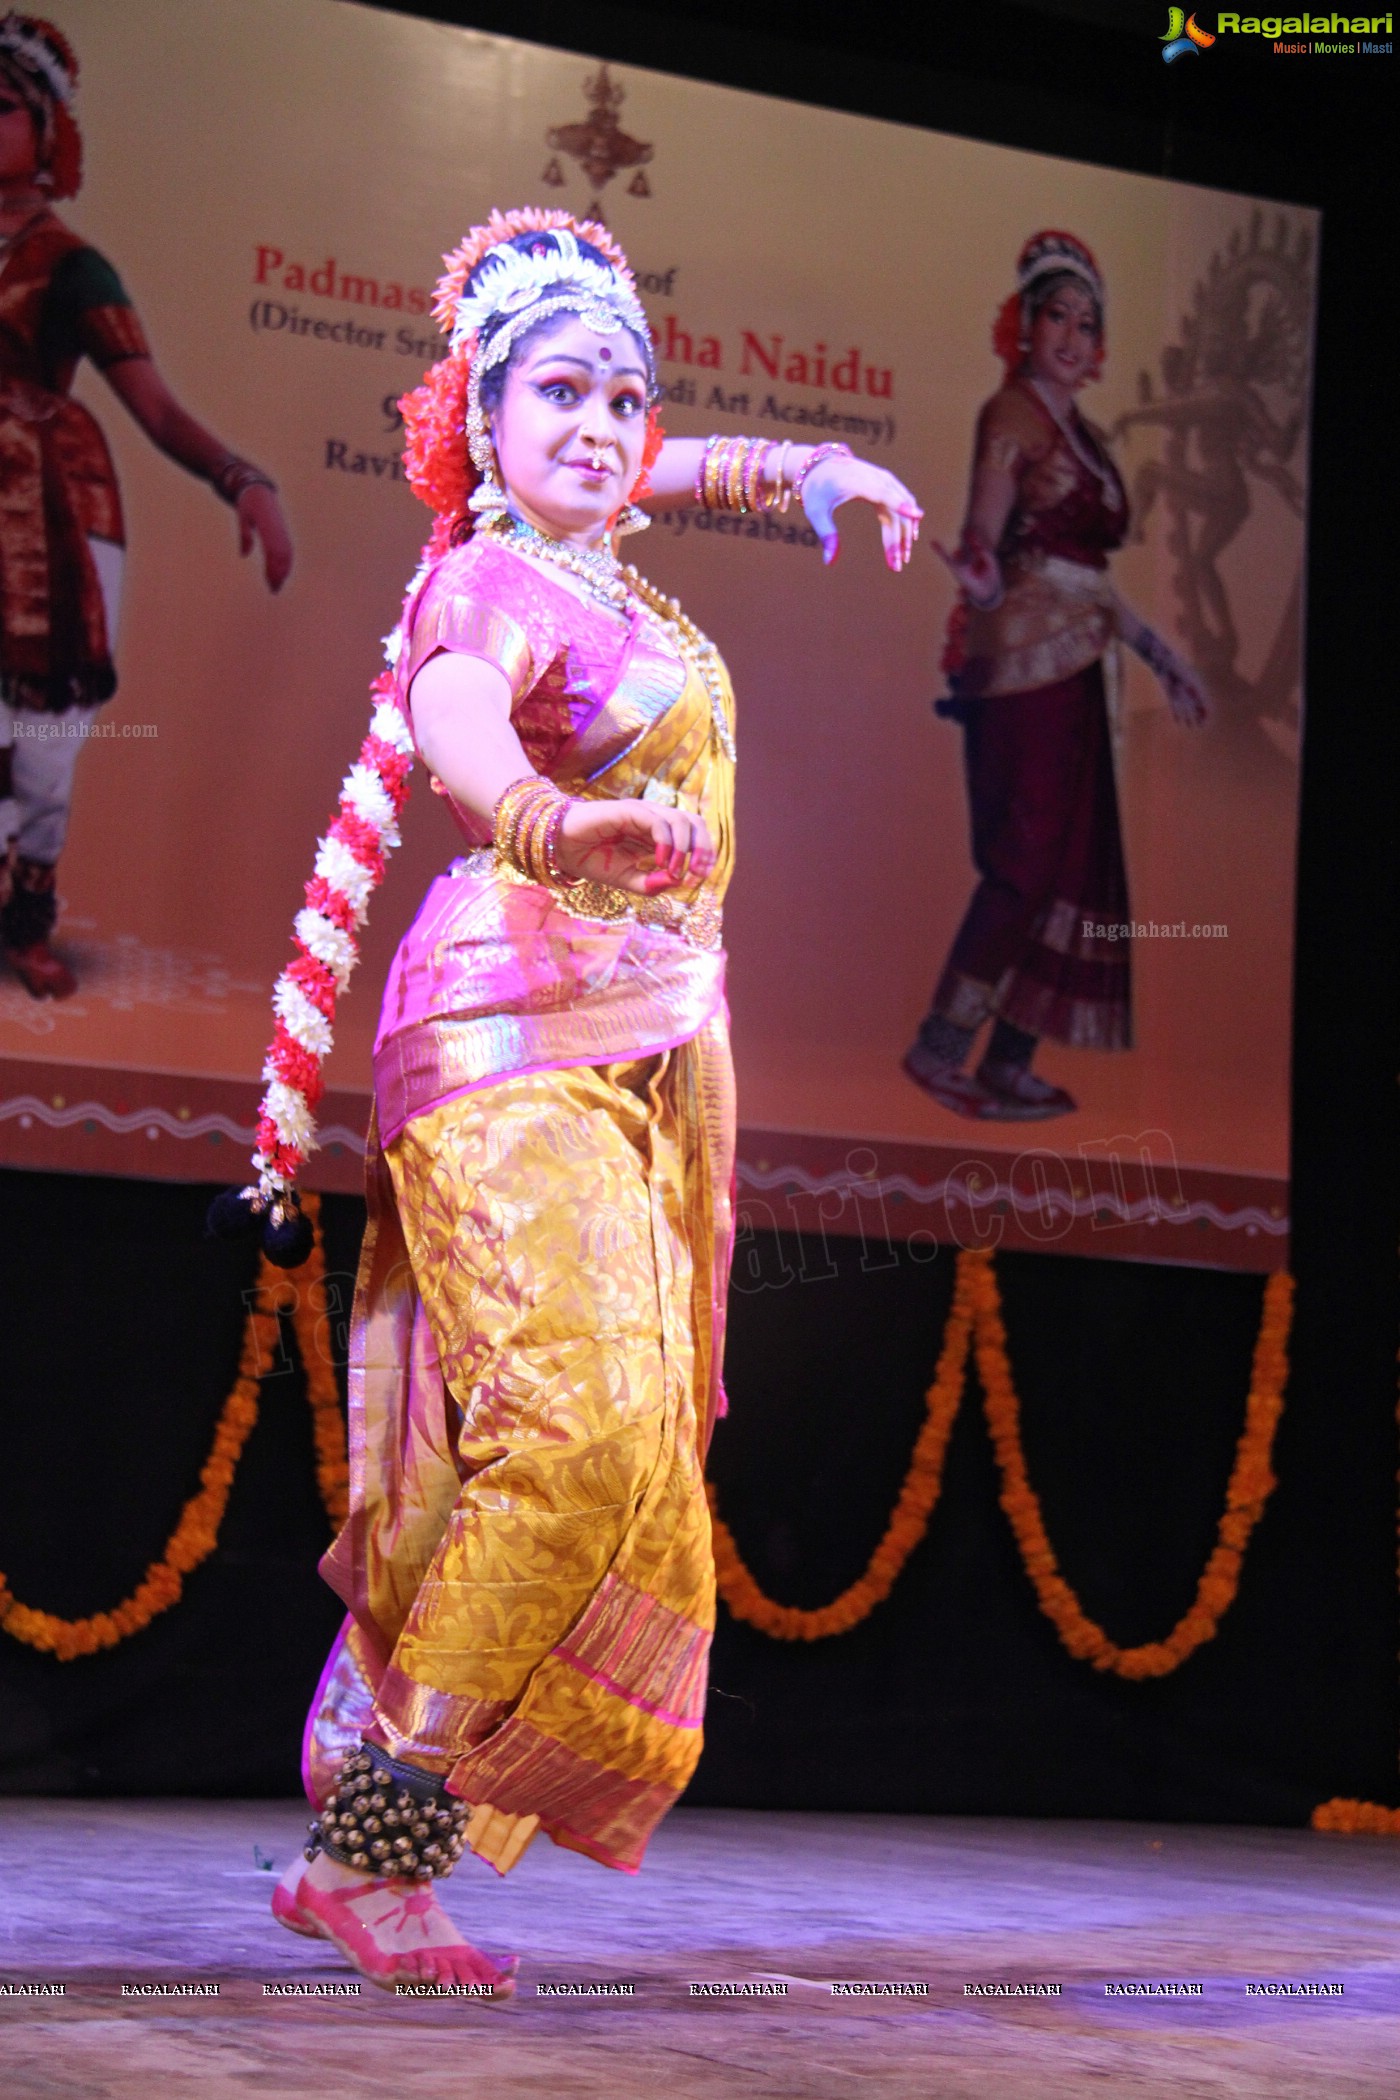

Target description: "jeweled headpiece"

left=440, top=216, right=656, bottom=483
left=401, top=208, right=660, bottom=528
left=0, top=9, right=73, bottom=101
left=0, top=12, right=82, bottom=198
left=1015, top=229, right=1105, bottom=315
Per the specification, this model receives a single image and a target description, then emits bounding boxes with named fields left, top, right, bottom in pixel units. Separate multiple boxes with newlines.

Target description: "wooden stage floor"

left=1, top=1803, right=1395, bottom=2097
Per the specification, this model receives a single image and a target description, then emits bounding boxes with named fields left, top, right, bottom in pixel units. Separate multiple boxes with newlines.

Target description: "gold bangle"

left=503, top=784, right=551, bottom=870
left=695, top=435, right=721, bottom=508
left=742, top=440, right=768, bottom=514
left=493, top=776, right=553, bottom=877
left=725, top=439, right=746, bottom=513
left=518, top=796, right=557, bottom=885
left=770, top=440, right=791, bottom=513
left=703, top=436, right=730, bottom=511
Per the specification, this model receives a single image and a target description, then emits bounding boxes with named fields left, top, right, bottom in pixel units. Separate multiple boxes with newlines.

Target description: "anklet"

left=306, top=1745, right=471, bottom=1882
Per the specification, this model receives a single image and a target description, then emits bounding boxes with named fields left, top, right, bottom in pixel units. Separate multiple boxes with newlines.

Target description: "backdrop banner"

left=0, top=0, right=1312, bottom=1267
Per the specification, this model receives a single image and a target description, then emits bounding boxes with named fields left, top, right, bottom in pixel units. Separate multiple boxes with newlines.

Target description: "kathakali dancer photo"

left=0, top=11, right=291, bottom=998
left=904, top=230, right=1207, bottom=1121
left=213, top=207, right=921, bottom=1992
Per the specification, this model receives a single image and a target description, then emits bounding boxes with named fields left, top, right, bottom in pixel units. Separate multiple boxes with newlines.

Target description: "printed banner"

left=0, top=0, right=1312, bottom=1266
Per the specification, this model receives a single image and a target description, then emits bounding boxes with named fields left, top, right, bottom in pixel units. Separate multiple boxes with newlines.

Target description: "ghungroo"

left=305, top=1744, right=471, bottom=1881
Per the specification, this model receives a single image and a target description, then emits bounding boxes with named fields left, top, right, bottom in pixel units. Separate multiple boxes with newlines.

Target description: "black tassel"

left=263, top=1203, right=315, bottom=1270
left=206, top=1186, right=265, bottom=1240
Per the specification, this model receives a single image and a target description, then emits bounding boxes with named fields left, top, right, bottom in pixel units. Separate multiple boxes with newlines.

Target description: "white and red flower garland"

left=251, top=672, right=415, bottom=1200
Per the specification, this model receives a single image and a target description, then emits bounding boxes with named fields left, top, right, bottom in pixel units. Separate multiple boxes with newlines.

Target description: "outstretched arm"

left=644, top=436, right=922, bottom=570
left=101, top=356, right=293, bottom=592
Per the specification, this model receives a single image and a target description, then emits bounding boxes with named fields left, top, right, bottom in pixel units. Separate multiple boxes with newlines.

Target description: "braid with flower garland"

left=211, top=208, right=662, bottom=1262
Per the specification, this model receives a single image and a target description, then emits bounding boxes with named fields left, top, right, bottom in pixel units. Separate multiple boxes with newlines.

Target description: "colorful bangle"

left=492, top=775, right=580, bottom=890
left=742, top=440, right=771, bottom=515
left=791, top=442, right=853, bottom=506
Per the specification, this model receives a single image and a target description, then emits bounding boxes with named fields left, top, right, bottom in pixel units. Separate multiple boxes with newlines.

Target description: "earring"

left=614, top=503, right=651, bottom=537
left=467, top=465, right=509, bottom=520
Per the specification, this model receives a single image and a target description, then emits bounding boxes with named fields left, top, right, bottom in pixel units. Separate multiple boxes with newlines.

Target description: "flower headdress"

left=993, top=228, right=1106, bottom=383
left=213, top=209, right=662, bottom=1263
left=0, top=12, right=82, bottom=198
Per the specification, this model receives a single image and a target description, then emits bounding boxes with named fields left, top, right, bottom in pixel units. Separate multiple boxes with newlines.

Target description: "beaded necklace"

left=487, top=513, right=736, bottom=763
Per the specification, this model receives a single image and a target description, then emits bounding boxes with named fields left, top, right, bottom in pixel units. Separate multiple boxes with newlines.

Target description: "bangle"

left=213, top=457, right=277, bottom=505
left=491, top=775, right=580, bottom=889
left=702, top=435, right=728, bottom=511
left=724, top=439, right=746, bottom=513
left=764, top=440, right=792, bottom=514
left=695, top=435, right=721, bottom=508
left=791, top=442, right=852, bottom=506
left=741, top=440, right=770, bottom=515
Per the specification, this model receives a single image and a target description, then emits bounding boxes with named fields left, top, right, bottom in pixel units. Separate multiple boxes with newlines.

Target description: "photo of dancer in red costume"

left=905, top=230, right=1206, bottom=1121
left=0, top=11, right=291, bottom=999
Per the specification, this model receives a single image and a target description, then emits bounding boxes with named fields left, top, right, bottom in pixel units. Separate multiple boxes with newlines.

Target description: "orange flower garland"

left=975, top=1257, right=1294, bottom=1679
left=1311, top=1798, right=1400, bottom=1836
left=0, top=1196, right=343, bottom=1660
left=707, top=1249, right=977, bottom=1639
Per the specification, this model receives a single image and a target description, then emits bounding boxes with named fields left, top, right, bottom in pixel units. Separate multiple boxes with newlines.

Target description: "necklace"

left=1025, top=377, right=1114, bottom=488
left=488, top=514, right=736, bottom=762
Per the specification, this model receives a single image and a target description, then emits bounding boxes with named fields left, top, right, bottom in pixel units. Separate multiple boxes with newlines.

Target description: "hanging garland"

left=0, top=1197, right=343, bottom=1661
left=707, top=1249, right=977, bottom=1639
left=4, top=1219, right=1297, bottom=1696
left=973, top=1258, right=1294, bottom=1680
left=710, top=1249, right=1294, bottom=1677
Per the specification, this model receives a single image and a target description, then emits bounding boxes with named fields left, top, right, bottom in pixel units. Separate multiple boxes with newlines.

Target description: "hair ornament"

left=449, top=228, right=649, bottom=358
left=0, top=9, right=74, bottom=101
left=1015, top=228, right=1105, bottom=313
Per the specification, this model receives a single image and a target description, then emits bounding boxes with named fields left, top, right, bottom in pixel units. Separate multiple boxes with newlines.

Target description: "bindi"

left=598, top=346, right=612, bottom=363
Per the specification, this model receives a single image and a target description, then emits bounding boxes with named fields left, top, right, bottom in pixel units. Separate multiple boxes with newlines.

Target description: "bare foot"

left=274, top=1849, right=517, bottom=1996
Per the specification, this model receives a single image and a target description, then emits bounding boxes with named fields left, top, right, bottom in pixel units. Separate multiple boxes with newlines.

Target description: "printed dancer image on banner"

left=0, top=12, right=291, bottom=999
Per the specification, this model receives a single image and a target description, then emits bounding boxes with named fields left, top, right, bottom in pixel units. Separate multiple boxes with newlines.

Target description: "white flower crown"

left=450, top=230, right=650, bottom=359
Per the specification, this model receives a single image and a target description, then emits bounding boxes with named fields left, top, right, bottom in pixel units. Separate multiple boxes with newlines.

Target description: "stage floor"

left=2, top=1804, right=1395, bottom=2097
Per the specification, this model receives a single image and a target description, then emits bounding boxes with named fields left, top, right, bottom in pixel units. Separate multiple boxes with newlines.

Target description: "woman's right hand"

left=557, top=799, right=715, bottom=895
left=932, top=536, right=1003, bottom=609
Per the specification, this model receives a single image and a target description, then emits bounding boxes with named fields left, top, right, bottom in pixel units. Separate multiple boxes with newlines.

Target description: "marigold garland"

left=0, top=1198, right=344, bottom=1661
left=707, top=1249, right=977, bottom=1639
left=975, top=1258, right=1294, bottom=1679
left=710, top=1250, right=1294, bottom=1672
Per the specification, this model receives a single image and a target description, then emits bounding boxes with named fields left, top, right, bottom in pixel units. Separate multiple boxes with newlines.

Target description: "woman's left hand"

left=801, top=455, right=923, bottom=571
left=236, top=484, right=295, bottom=593
left=1159, top=652, right=1209, bottom=727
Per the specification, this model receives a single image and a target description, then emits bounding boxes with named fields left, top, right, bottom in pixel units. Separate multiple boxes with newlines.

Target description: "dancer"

left=905, top=230, right=1205, bottom=1120
left=240, top=209, right=921, bottom=1992
left=0, top=13, right=291, bottom=998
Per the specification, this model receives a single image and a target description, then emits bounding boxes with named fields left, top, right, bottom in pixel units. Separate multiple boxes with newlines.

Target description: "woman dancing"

left=904, top=229, right=1205, bottom=1120
left=236, top=209, right=920, bottom=1993
left=0, top=13, right=291, bottom=997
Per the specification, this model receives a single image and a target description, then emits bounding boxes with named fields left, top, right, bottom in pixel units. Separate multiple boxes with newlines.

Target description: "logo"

left=542, top=66, right=654, bottom=219
left=1162, top=7, right=1217, bottom=55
